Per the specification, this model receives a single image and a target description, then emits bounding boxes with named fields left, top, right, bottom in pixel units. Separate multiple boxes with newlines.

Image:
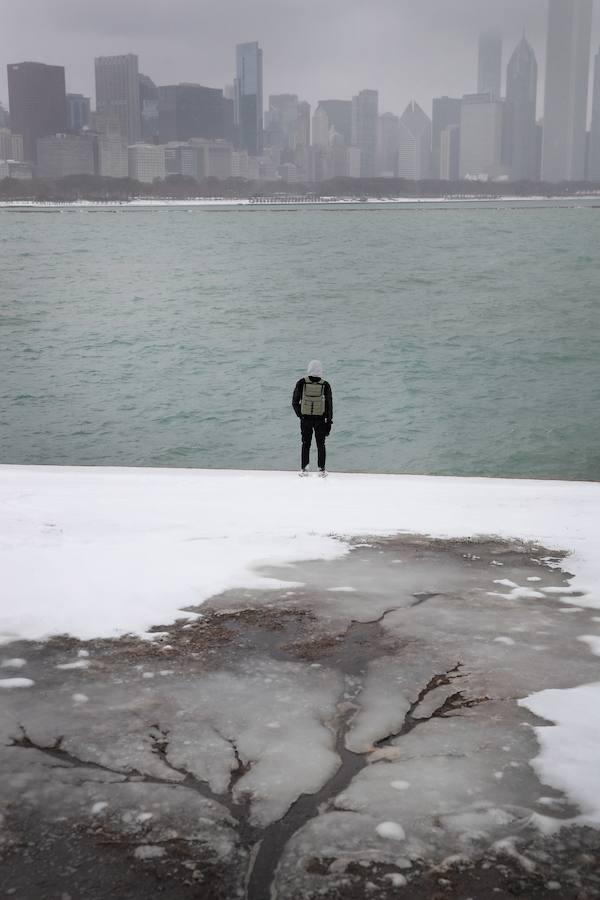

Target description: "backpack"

left=300, top=378, right=326, bottom=416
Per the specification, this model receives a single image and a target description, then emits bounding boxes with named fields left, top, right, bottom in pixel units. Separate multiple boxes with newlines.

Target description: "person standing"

left=292, top=360, right=333, bottom=476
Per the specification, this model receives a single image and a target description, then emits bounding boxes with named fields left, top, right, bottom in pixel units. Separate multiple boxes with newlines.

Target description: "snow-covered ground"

left=1, top=464, right=600, bottom=891
left=1, top=465, right=599, bottom=644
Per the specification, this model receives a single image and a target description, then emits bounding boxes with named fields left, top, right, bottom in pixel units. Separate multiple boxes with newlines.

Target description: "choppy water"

left=1, top=201, right=599, bottom=479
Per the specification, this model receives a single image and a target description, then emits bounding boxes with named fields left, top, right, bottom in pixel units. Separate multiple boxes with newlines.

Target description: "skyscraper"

left=397, top=101, right=432, bottom=180
left=377, top=113, right=400, bottom=176
left=316, top=100, right=353, bottom=145
left=95, top=54, right=142, bottom=145
left=432, top=96, right=462, bottom=178
left=503, top=36, right=538, bottom=181
left=7, top=62, right=67, bottom=162
left=158, top=84, right=233, bottom=143
left=589, top=48, right=600, bottom=182
left=66, top=94, right=91, bottom=131
left=234, top=42, right=263, bottom=156
left=459, top=93, right=505, bottom=179
left=478, top=31, right=503, bottom=98
left=352, top=90, right=378, bottom=177
left=542, top=0, right=593, bottom=182
left=139, top=74, right=159, bottom=144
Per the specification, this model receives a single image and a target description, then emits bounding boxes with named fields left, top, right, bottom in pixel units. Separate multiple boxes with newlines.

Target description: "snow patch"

left=494, top=637, right=516, bottom=646
left=578, top=636, right=600, bottom=656
left=0, top=677, right=34, bottom=689
left=376, top=821, right=406, bottom=841
left=134, top=844, right=165, bottom=860
left=1, top=658, right=26, bottom=668
left=56, top=659, right=90, bottom=670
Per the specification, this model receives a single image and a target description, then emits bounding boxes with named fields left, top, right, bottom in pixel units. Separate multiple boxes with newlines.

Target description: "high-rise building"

left=440, top=125, right=460, bottom=181
left=352, top=90, right=378, bottom=177
left=431, top=96, right=462, bottom=178
left=7, top=62, right=67, bottom=162
left=263, top=94, right=310, bottom=156
left=316, top=100, right=353, bottom=145
left=397, top=101, right=432, bottom=180
left=97, top=135, right=128, bottom=178
left=589, top=48, right=600, bottom=182
left=95, top=54, right=142, bottom=145
left=459, top=93, right=505, bottom=179
left=37, top=133, right=97, bottom=178
left=377, top=113, right=400, bottom=176
left=158, top=84, right=233, bottom=144
left=0, top=129, right=24, bottom=162
left=128, top=143, right=165, bottom=182
left=234, top=42, right=263, bottom=156
left=0, top=103, right=9, bottom=128
left=478, top=31, right=503, bottom=98
left=503, top=36, right=538, bottom=181
left=66, top=94, right=91, bottom=131
left=139, top=74, right=159, bottom=143
left=542, top=0, right=593, bottom=182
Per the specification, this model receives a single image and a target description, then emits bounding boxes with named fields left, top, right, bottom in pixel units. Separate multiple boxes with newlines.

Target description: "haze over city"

left=2, top=0, right=600, bottom=117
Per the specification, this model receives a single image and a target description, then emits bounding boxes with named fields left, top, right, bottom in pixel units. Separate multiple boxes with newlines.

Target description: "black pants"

left=301, top=417, right=328, bottom=470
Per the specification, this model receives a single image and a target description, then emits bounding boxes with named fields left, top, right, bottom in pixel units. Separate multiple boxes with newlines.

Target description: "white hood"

left=307, top=360, right=323, bottom=378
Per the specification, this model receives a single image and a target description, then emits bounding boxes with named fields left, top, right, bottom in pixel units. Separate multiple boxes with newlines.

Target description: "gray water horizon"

left=2, top=201, right=599, bottom=481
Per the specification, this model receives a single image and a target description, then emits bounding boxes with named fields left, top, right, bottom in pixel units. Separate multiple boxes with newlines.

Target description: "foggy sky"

left=2, top=0, right=600, bottom=119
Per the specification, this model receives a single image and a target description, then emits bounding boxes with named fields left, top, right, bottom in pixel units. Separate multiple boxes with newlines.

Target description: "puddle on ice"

left=1, top=534, right=599, bottom=900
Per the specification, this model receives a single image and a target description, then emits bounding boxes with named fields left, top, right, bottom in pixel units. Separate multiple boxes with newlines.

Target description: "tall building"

left=459, top=93, right=505, bottom=179
left=37, top=133, right=97, bottom=178
left=316, top=100, right=353, bottom=145
left=542, top=0, right=593, bottom=182
left=264, top=94, right=310, bottom=152
left=95, top=54, right=142, bottom=145
left=589, top=48, right=600, bottom=182
left=0, top=103, right=9, bottom=128
left=432, top=96, right=462, bottom=178
left=7, top=62, right=67, bottom=162
left=377, top=113, right=400, bottom=176
left=128, top=143, right=165, bottom=182
left=234, top=42, right=263, bottom=156
left=0, top=129, right=24, bottom=162
left=352, top=90, right=378, bottom=177
left=440, top=125, right=460, bottom=180
left=397, top=101, right=432, bottom=180
left=139, top=74, right=159, bottom=143
left=66, top=94, right=91, bottom=131
left=503, top=36, right=538, bottom=181
left=478, top=31, right=503, bottom=98
left=158, top=84, right=233, bottom=143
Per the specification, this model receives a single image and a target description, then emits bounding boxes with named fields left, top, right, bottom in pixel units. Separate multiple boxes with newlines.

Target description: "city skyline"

left=2, top=1, right=600, bottom=123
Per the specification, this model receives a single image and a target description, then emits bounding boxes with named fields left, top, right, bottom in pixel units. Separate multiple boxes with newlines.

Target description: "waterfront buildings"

left=139, top=74, right=159, bottom=143
left=98, top=135, right=128, bottom=178
left=542, top=0, right=593, bottom=182
left=158, top=83, right=233, bottom=144
left=503, top=37, right=538, bottom=181
left=397, top=102, right=432, bottom=180
left=478, top=31, right=502, bottom=98
left=7, top=61, right=67, bottom=162
left=440, top=124, right=460, bottom=181
left=0, top=128, right=24, bottom=162
left=377, top=112, right=400, bottom=177
left=37, top=133, right=97, bottom=178
left=431, top=97, right=461, bottom=179
left=264, top=94, right=310, bottom=152
left=66, top=94, right=91, bottom=131
left=234, top=42, right=263, bottom=156
left=316, top=100, right=353, bottom=146
left=128, top=143, right=165, bottom=182
left=589, top=48, right=600, bottom=182
left=459, top=93, right=505, bottom=180
left=95, top=54, right=142, bottom=145
left=0, top=103, right=9, bottom=128
left=352, top=89, right=378, bottom=177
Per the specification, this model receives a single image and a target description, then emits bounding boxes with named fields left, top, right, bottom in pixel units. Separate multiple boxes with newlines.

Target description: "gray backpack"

left=300, top=378, right=326, bottom=416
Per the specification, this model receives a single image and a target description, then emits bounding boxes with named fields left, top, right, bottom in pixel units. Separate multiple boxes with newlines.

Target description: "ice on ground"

left=0, top=678, right=34, bottom=689
left=1, top=658, right=27, bottom=668
left=494, top=636, right=516, bottom=645
left=376, top=822, right=406, bottom=841
left=1, top=466, right=600, bottom=643
left=56, top=659, right=90, bottom=670
left=578, top=636, right=600, bottom=656
left=519, top=683, right=600, bottom=825
left=134, top=844, right=165, bottom=860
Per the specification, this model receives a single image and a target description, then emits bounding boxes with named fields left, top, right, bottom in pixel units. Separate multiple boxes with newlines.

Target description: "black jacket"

left=292, top=377, right=333, bottom=421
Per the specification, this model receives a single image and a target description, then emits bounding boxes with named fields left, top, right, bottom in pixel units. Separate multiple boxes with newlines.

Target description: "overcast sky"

left=1, top=0, right=599, bottom=119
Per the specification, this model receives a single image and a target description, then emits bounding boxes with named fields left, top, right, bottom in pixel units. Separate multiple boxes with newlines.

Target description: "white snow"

left=1, top=465, right=599, bottom=644
left=56, top=659, right=90, bottom=670
left=133, top=844, right=165, bottom=860
left=391, top=780, right=410, bottom=791
left=519, top=683, right=600, bottom=824
left=0, top=678, right=34, bottom=689
left=72, top=693, right=89, bottom=703
left=376, top=821, right=406, bottom=841
left=1, top=658, right=26, bottom=668
left=577, top=636, right=600, bottom=656
left=494, top=637, right=516, bottom=646
left=91, top=801, right=108, bottom=814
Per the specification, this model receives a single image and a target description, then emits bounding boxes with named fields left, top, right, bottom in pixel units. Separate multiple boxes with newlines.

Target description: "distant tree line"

left=1, top=173, right=599, bottom=202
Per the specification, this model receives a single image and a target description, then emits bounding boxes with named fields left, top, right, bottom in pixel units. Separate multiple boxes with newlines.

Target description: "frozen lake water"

left=2, top=535, right=600, bottom=899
